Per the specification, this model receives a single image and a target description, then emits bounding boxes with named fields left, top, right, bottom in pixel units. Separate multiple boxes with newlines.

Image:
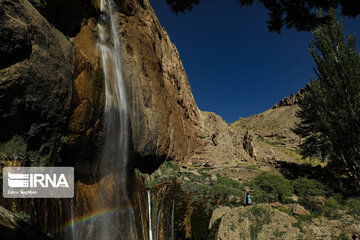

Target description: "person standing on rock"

left=244, top=192, right=248, bottom=206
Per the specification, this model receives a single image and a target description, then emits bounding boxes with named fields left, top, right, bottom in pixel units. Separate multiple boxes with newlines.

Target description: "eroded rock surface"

left=0, top=0, right=73, bottom=150
left=118, top=0, right=202, bottom=165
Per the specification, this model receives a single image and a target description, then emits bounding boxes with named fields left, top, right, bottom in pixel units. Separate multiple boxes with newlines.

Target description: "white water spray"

left=147, top=190, right=153, bottom=240
left=97, top=0, right=137, bottom=239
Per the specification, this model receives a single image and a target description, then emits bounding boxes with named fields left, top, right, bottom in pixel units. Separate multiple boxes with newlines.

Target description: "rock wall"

left=118, top=0, right=202, bottom=166
left=0, top=0, right=73, bottom=151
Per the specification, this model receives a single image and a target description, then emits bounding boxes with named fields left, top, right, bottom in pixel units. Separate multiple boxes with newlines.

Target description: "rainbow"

left=60, top=206, right=135, bottom=233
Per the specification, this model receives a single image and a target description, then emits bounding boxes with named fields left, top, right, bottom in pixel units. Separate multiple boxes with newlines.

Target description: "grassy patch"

left=245, top=165, right=260, bottom=171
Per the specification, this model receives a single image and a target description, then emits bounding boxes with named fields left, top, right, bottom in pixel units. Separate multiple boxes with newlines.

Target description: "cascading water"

left=96, top=0, right=137, bottom=239
left=147, top=190, right=153, bottom=240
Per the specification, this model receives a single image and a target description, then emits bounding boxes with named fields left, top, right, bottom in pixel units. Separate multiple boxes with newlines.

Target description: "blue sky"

left=150, top=0, right=360, bottom=123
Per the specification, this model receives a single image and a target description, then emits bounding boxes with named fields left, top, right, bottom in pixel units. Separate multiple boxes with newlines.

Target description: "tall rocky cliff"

left=0, top=0, right=203, bottom=237
left=64, top=0, right=203, bottom=171
left=0, top=0, right=202, bottom=169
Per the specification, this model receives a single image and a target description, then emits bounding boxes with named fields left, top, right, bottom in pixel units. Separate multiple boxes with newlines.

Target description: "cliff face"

left=0, top=0, right=73, bottom=151
left=118, top=0, right=202, bottom=165
left=61, top=0, right=202, bottom=170
left=0, top=0, right=203, bottom=237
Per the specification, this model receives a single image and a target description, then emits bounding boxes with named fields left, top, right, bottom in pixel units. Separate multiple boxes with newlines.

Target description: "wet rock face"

left=118, top=0, right=202, bottom=163
left=0, top=0, right=73, bottom=149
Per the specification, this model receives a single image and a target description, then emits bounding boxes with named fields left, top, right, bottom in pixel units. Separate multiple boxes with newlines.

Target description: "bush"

left=0, top=135, right=49, bottom=166
left=216, top=174, right=243, bottom=189
left=0, top=135, right=27, bottom=162
left=322, top=197, right=340, bottom=218
left=161, top=161, right=179, bottom=176
left=252, top=172, right=293, bottom=203
left=293, top=177, right=327, bottom=197
left=346, top=198, right=360, bottom=216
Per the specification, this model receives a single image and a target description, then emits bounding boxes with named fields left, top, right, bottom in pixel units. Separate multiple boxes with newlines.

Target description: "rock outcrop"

left=186, top=111, right=254, bottom=166
left=272, top=84, right=309, bottom=108
left=0, top=0, right=73, bottom=150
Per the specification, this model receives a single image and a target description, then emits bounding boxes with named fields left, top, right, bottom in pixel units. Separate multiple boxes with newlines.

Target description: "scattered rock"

left=289, top=195, right=299, bottom=203
left=291, top=204, right=311, bottom=216
left=309, top=196, right=327, bottom=206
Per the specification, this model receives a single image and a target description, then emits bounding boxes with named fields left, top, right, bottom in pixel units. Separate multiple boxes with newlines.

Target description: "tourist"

left=244, top=192, right=248, bottom=206
left=247, top=193, right=252, bottom=205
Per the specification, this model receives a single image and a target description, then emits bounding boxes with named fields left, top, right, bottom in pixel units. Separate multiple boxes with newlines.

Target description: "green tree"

left=293, top=9, right=360, bottom=191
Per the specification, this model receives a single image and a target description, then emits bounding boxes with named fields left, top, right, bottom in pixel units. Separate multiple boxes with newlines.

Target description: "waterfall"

left=97, top=0, right=137, bottom=239
left=147, top=190, right=153, bottom=240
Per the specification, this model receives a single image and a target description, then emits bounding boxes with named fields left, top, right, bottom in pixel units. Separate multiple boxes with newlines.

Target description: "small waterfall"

left=96, top=0, right=137, bottom=239
left=147, top=190, right=153, bottom=240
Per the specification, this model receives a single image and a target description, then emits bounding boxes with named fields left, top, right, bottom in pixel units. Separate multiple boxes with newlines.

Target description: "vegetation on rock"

left=0, top=135, right=49, bottom=166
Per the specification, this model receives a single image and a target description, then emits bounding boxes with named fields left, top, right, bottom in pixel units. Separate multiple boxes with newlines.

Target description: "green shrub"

left=216, top=174, right=243, bottom=189
left=293, top=177, right=327, bottom=197
left=161, top=161, right=179, bottom=176
left=298, top=198, right=323, bottom=216
left=346, top=198, right=360, bottom=216
left=0, top=135, right=49, bottom=166
left=0, top=135, right=27, bottom=162
left=252, top=172, right=293, bottom=203
left=323, top=197, right=340, bottom=218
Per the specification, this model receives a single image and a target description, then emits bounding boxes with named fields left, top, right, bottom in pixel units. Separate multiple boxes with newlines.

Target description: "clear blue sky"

left=150, top=0, right=360, bottom=123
